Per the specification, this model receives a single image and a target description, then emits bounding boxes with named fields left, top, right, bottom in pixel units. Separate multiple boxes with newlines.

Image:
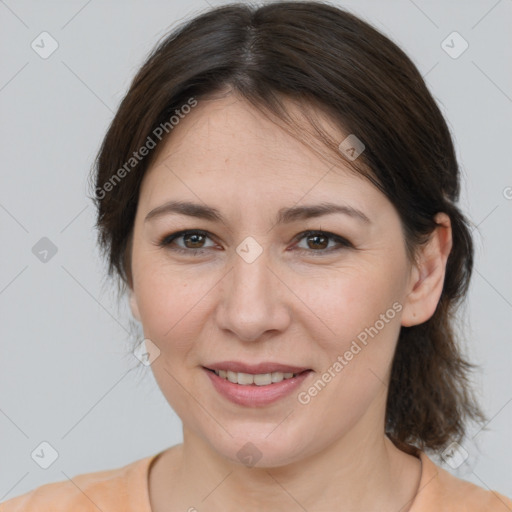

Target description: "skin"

left=129, top=93, right=453, bottom=512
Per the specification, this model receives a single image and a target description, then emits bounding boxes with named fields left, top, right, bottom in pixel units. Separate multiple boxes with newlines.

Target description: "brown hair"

left=91, top=1, right=485, bottom=453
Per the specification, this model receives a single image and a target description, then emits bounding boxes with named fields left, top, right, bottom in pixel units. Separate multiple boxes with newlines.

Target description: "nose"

left=214, top=248, right=291, bottom=343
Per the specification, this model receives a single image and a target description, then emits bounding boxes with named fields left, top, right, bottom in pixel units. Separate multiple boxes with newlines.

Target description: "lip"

left=204, top=361, right=310, bottom=374
left=203, top=366, right=313, bottom=407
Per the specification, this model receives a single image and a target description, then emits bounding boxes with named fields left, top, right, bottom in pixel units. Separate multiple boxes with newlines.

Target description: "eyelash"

left=158, top=229, right=353, bottom=257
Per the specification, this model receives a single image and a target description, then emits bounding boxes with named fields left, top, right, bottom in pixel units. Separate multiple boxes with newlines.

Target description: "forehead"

left=137, top=94, right=388, bottom=221
left=156, top=95, right=338, bottom=175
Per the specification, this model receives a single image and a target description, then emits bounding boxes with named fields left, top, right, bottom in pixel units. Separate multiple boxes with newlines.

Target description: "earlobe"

left=129, top=291, right=141, bottom=322
left=401, top=213, right=453, bottom=327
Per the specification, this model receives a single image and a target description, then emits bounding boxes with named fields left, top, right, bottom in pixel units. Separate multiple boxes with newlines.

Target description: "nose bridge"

left=231, top=247, right=270, bottom=303
left=217, top=240, right=289, bottom=341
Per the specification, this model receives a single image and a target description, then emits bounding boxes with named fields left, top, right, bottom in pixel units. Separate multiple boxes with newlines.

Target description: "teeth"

left=271, top=371, right=284, bottom=383
left=238, top=372, right=255, bottom=385
left=253, top=373, right=272, bottom=385
left=213, top=369, right=299, bottom=385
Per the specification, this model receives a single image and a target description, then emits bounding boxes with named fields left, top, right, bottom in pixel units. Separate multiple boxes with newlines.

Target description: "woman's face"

left=130, top=94, right=416, bottom=467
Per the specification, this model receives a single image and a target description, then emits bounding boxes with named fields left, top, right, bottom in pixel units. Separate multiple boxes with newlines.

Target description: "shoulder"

left=415, top=451, right=512, bottom=511
left=0, top=453, right=159, bottom=512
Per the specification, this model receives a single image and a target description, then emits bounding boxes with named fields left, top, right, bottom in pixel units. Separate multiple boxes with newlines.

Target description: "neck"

left=161, top=419, right=421, bottom=512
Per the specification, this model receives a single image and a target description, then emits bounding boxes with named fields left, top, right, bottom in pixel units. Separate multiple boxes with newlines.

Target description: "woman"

left=2, top=2, right=510, bottom=511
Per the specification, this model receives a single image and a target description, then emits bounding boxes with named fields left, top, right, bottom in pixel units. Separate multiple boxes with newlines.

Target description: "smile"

left=203, top=365, right=313, bottom=407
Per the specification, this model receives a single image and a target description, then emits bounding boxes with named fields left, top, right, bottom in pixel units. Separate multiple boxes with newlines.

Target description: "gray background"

left=1, top=0, right=511, bottom=503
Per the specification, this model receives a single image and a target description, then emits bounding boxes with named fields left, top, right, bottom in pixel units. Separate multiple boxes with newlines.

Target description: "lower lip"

left=204, top=368, right=312, bottom=407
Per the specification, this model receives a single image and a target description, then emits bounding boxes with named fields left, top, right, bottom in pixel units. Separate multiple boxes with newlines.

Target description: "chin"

left=203, top=420, right=321, bottom=469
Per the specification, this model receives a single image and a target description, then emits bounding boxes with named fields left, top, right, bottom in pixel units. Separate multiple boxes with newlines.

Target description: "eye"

left=292, top=230, right=353, bottom=256
left=158, top=229, right=216, bottom=255
left=158, top=229, right=353, bottom=257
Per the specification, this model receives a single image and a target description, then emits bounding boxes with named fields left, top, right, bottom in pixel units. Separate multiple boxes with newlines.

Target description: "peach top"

left=1, top=450, right=511, bottom=511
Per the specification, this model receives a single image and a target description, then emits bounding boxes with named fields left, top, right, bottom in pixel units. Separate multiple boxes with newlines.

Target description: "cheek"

left=294, top=261, right=405, bottom=347
left=295, top=269, right=403, bottom=424
left=292, top=260, right=405, bottom=410
left=133, top=257, right=222, bottom=359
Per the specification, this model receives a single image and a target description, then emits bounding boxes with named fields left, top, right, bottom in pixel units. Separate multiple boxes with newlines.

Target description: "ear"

left=129, top=291, right=141, bottom=322
left=401, top=213, right=453, bottom=327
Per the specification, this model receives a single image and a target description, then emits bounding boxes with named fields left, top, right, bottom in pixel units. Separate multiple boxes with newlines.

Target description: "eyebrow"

left=144, top=200, right=371, bottom=225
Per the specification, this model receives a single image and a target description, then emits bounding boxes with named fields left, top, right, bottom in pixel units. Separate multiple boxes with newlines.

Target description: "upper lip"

left=204, top=361, right=310, bottom=374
